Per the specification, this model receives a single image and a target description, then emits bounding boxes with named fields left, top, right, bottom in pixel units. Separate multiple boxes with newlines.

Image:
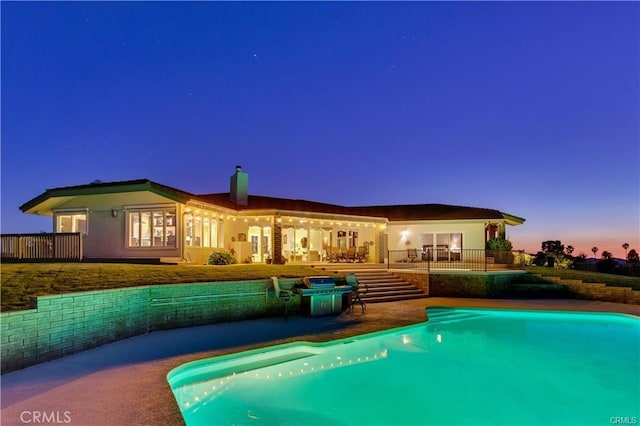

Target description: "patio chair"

left=356, top=246, right=367, bottom=262
left=345, top=273, right=367, bottom=314
left=346, top=246, right=357, bottom=262
left=270, top=277, right=295, bottom=322
left=407, top=248, right=418, bottom=262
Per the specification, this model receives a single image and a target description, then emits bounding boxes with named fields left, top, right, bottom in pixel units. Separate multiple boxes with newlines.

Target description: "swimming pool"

left=168, top=308, right=640, bottom=425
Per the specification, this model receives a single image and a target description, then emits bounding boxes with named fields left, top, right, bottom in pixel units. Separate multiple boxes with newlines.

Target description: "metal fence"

left=1, top=233, right=83, bottom=262
left=387, top=249, right=525, bottom=272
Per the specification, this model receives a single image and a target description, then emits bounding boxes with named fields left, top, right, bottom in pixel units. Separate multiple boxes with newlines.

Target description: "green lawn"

left=526, top=266, right=640, bottom=289
left=0, top=263, right=337, bottom=312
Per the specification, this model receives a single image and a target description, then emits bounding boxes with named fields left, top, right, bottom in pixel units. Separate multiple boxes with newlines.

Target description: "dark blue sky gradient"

left=2, top=2, right=638, bottom=257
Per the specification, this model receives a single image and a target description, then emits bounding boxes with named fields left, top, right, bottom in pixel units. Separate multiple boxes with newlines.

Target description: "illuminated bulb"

left=278, top=373, right=282, bottom=377
left=437, top=334, right=442, bottom=343
left=403, top=336, right=410, bottom=344
left=185, top=402, right=190, bottom=407
left=195, top=397, right=200, bottom=401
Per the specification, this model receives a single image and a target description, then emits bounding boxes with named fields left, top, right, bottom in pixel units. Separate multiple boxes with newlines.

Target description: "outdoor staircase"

left=310, top=265, right=428, bottom=303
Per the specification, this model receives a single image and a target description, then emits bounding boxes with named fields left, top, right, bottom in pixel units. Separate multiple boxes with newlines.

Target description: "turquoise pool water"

left=168, top=308, right=640, bottom=425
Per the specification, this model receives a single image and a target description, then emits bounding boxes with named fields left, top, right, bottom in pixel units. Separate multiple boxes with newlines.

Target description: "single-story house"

left=19, top=166, right=525, bottom=264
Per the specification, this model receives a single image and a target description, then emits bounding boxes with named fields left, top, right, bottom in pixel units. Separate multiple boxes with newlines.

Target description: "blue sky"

left=2, top=2, right=638, bottom=258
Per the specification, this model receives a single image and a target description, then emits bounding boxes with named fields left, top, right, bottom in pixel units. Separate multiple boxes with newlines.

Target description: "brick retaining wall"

left=1, top=278, right=300, bottom=373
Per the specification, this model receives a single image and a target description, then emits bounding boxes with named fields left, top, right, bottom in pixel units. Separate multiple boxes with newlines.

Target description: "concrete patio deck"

left=2, top=298, right=638, bottom=426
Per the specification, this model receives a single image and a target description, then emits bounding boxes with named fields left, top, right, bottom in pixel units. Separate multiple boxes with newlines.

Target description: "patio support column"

left=273, top=221, right=282, bottom=265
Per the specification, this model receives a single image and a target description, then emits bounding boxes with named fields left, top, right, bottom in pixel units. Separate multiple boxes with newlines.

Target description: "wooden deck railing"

left=1, top=233, right=83, bottom=262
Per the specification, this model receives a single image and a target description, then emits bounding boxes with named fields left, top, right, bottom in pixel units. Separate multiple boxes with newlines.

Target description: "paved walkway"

left=2, top=298, right=638, bottom=426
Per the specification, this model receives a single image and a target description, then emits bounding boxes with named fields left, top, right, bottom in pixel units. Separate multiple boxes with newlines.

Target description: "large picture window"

left=128, top=208, right=176, bottom=248
left=56, top=211, right=87, bottom=234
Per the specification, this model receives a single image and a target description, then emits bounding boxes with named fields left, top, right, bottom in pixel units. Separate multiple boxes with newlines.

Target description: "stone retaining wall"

left=1, top=279, right=300, bottom=373
left=393, top=271, right=429, bottom=295
left=540, top=276, right=640, bottom=304
left=427, top=272, right=525, bottom=297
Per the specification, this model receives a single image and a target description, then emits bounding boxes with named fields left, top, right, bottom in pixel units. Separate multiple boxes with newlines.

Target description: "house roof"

left=20, top=179, right=525, bottom=225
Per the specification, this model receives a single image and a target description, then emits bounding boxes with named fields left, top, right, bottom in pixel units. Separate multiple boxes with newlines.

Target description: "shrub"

left=486, top=238, right=513, bottom=251
left=207, top=250, right=238, bottom=265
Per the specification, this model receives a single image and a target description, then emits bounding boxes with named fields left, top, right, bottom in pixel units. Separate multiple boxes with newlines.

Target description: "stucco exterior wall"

left=55, top=191, right=181, bottom=259
left=386, top=220, right=492, bottom=251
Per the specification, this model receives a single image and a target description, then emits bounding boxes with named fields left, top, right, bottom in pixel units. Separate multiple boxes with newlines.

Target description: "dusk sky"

left=1, top=2, right=638, bottom=259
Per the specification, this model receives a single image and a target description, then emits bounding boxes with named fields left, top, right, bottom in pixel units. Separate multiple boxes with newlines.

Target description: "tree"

left=628, top=249, right=639, bottom=265
left=565, top=245, right=575, bottom=256
left=541, top=240, right=565, bottom=268
left=591, top=246, right=598, bottom=259
left=542, top=240, right=565, bottom=257
left=597, top=251, right=617, bottom=274
left=622, top=243, right=630, bottom=257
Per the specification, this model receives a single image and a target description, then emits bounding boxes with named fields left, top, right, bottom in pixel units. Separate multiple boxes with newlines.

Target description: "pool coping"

left=2, top=298, right=639, bottom=426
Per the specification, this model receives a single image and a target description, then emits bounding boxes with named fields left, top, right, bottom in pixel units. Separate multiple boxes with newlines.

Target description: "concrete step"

left=350, top=271, right=427, bottom=303
left=357, top=278, right=407, bottom=285
left=363, top=293, right=430, bottom=303
left=363, top=289, right=424, bottom=298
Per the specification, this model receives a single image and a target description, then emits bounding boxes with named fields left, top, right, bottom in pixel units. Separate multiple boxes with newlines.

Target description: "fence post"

left=484, top=249, right=487, bottom=272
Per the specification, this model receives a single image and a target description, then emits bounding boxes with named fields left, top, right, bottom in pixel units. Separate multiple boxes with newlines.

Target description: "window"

left=184, top=212, right=218, bottom=248
left=128, top=208, right=176, bottom=248
left=56, top=212, right=87, bottom=234
left=422, top=233, right=463, bottom=261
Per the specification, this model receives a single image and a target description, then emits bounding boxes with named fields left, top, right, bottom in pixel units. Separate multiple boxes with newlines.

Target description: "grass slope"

left=0, top=263, right=335, bottom=312
left=526, top=266, right=640, bottom=289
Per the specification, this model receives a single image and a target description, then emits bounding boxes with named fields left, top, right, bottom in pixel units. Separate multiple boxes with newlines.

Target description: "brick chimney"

left=230, top=165, right=248, bottom=206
